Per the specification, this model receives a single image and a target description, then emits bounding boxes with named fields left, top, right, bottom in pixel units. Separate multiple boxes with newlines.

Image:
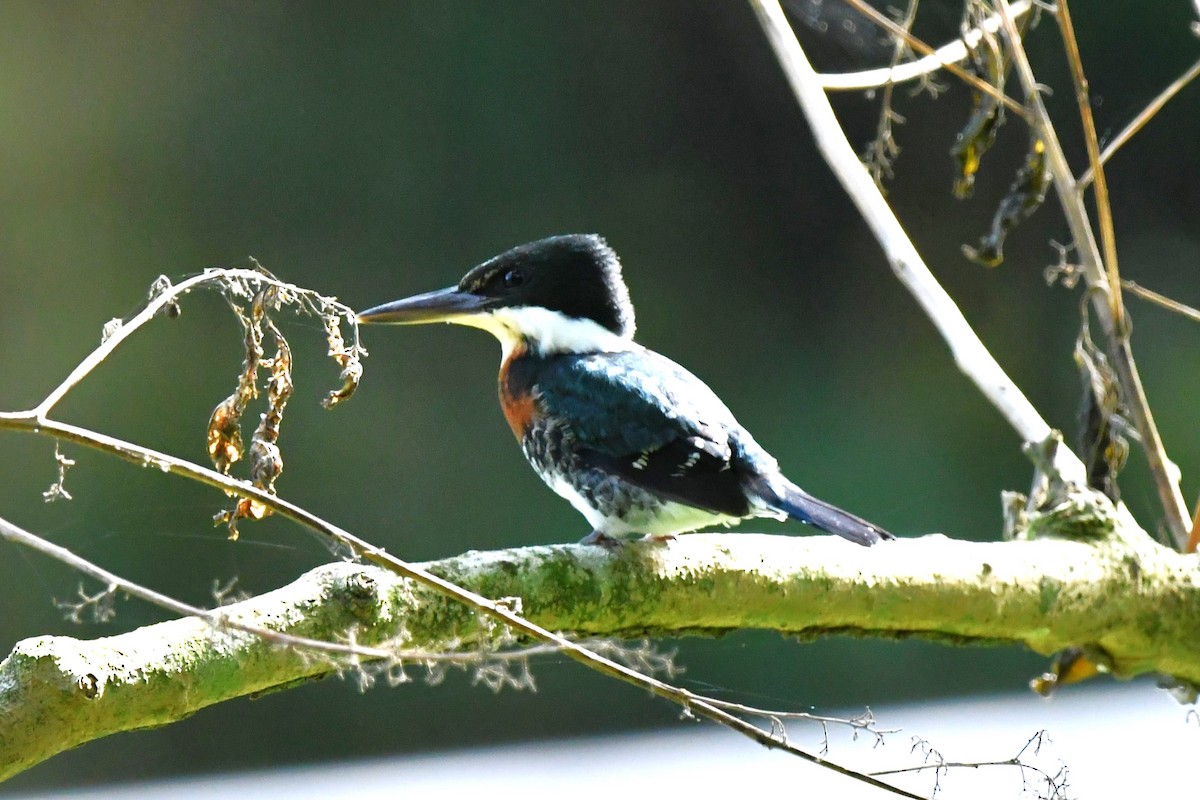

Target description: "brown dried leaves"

left=322, top=310, right=363, bottom=409
left=206, top=266, right=366, bottom=538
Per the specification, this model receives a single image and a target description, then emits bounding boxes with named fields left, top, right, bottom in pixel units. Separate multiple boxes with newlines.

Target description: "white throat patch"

left=458, top=306, right=634, bottom=359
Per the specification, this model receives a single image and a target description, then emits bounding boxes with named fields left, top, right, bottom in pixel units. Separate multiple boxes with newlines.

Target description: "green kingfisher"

left=358, top=234, right=893, bottom=547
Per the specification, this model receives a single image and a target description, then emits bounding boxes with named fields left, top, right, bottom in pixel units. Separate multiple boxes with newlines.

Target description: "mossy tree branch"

left=4, top=499, right=1198, bottom=781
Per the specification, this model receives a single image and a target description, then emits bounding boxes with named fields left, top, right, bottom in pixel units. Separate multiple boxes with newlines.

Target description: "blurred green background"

left=1, top=0, right=1197, bottom=790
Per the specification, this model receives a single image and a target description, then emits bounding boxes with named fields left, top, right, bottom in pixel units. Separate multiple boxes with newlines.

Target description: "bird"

left=357, top=234, right=893, bottom=547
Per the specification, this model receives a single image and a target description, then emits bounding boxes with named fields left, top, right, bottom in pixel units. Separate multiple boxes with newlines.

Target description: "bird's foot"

left=639, top=533, right=676, bottom=546
left=578, top=530, right=625, bottom=550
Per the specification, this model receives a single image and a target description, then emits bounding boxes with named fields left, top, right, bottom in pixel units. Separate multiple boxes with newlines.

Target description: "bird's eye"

left=502, top=268, right=525, bottom=289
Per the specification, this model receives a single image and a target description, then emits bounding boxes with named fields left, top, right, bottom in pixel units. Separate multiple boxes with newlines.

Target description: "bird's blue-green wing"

left=533, top=349, right=766, bottom=517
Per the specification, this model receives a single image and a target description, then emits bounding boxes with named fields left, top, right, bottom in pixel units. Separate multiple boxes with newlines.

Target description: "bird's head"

left=357, top=234, right=636, bottom=356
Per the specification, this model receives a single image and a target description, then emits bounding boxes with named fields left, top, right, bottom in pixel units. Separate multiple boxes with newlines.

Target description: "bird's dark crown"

left=459, top=234, right=636, bottom=338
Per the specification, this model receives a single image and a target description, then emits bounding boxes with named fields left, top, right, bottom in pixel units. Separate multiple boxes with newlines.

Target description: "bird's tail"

left=751, top=476, right=893, bottom=547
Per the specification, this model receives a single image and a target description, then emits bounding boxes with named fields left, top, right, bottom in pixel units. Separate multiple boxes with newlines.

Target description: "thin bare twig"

left=862, top=0, right=921, bottom=185
left=702, top=696, right=900, bottom=746
left=839, top=0, right=1029, bottom=120
left=1078, top=56, right=1200, bottom=190
left=1, top=513, right=544, bottom=667
left=1122, top=280, right=1200, bottom=324
left=1, top=510, right=663, bottom=674
left=820, top=0, right=1032, bottom=91
left=1054, top=0, right=1122, bottom=325
left=750, top=0, right=1087, bottom=487
left=872, top=731, right=1069, bottom=799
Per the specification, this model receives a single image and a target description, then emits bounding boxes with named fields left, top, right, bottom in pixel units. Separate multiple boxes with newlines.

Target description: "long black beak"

left=357, top=286, right=490, bottom=325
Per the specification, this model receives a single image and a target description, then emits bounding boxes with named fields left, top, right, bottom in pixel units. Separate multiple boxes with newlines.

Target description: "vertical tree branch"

left=749, top=0, right=1086, bottom=486
left=1054, top=0, right=1122, bottom=325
